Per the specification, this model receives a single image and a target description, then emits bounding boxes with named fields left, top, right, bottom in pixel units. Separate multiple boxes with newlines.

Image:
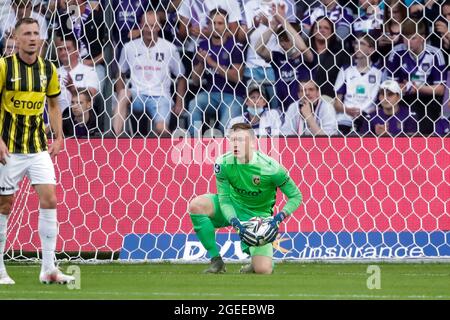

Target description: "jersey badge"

left=40, top=75, right=47, bottom=88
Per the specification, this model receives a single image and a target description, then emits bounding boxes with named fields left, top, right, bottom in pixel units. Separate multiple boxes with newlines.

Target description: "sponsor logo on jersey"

left=421, top=63, right=430, bottom=72
left=10, top=96, right=43, bottom=110
left=252, top=175, right=261, bottom=186
left=234, top=187, right=262, bottom=196
left=214, top=163, right=221, bottom=173
left=156, top=52, right=165, bottom=62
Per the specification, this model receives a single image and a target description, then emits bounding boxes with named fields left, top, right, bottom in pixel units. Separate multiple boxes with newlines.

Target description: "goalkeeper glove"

left=230, top=217, right=258, bottom=247
left=264, top=212, right=287, bottom=243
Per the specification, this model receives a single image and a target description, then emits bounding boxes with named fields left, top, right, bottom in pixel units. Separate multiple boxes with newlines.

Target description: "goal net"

left=1, top=0, right=449, bottom=262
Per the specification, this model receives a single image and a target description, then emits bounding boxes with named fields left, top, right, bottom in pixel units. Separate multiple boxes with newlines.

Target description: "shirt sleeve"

left=386, top=49, right=401, bottom=81
left=280, top=102, right=299, bottom=136
left=231, top=42, right=245, bottom=65
left=404, top=115, right=418, bottom=134
left=178, top=0, right=191, bottom=19
left=193, top=41, right=207, bottom=66
left=226, top=0, right=243, bottom=23
left=334, top=68, right=346, bottom=95
left=38, top=16, right=49, bottom=40
left=272, top=163, right=302, bottom=216
left=118, top=44, right=130, bottom=74
left=269, top=110, right=282, bottom=136
left=215, top=158, right=238, bottom=222
left=169, top=45, right=186, bottom=77
left=83, top=67, right=100, bottom=91
left=430, top=50, right=446, bottom=85
left=0, top=58, right=6, bottom=93
left=319, top=101, right=338, bottom=135
left=47, top=63, right=61, bottom=97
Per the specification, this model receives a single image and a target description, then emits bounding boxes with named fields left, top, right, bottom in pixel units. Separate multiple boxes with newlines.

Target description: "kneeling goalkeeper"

left=189, top=122, right=302, bottom=274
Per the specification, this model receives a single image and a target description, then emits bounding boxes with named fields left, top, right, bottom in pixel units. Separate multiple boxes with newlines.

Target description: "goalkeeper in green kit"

left=189, top=122, right=302, bottom=274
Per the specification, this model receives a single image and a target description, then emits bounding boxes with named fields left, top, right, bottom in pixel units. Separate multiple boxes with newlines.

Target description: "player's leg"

left=0, top=154, right=27, bottom=285
left=188, top=194, right=228, bottom=273
left=240, top=242, right=274, bottom=275
left=112, top=88, right=132, bottom=136
left=29, top=152, right=74, bottom=284
left=249, top=245, right=273, bottom=274
left=148, top=96, right=171, bottom=136
left=0, top=196, right=14, bottom=285
left=188, top=91, right=210, bottom=137
left=130, top=95, right=150, bottom=136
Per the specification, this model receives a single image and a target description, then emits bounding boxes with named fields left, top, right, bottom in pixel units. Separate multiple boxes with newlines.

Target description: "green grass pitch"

left=0, top=263, right=449, bottom=300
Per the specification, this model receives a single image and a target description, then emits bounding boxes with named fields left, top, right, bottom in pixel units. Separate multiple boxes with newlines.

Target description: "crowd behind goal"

left=0, top=0, right=449, bottom=138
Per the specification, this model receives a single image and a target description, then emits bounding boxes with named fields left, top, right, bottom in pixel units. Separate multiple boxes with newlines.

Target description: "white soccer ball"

left=242, top=217, right=274, bottom=246
left=242, top=217, right=263, bottom=233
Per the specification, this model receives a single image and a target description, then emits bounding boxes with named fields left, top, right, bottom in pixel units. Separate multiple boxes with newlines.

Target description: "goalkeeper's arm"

left=263, top=175, right=302, bottom=243
left=278, top=176, right=302, bottom=217
left=216, top=177, right=238, bottom=222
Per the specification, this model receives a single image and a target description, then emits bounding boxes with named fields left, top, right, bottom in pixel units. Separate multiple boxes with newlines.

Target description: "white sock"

left=0, top=214, right=8, bottom=274
left=38, top=208, right=57, bottom=273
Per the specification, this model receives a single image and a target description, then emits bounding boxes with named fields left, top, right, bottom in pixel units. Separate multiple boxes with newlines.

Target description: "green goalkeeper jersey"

left=214, top=150, right=302, bottom=222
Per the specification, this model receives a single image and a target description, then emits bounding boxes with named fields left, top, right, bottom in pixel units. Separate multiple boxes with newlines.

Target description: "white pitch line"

left=0, top=290, right=449, bottom=299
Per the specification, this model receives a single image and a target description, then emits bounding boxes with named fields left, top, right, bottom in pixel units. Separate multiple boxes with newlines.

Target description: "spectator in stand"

left=188, top=8, right=245, bottom=136
left=435, top=0, right=450, bottom=116
left=378, top=0, right=406, bottom=64
left=177, top=0, right=244, bottom=127
left=384, top=0, right=407, bottom=23
left=55, top=0, right=107, bottom=89
left=1, top=0, right=48, bottom=55
left=113, top=10, right=186, bottom=137
left=281, top=79, right=338, bottom=136
left=359, top=79, right=418, bottom=136
left=178, top=0, right=242, bottom=47
left=63, top=89, right=100, bottom=137
left=256, top=2, right=314, bottom=111
left=353, top=0, right=384, bottom=37
left=107, top=1, right=177, bottom=61
left=301, top=0, right=354, bottom=40
left=55, top=34, right=100, bottom=113
left=309, top=16, right=351, bottom=99
left=227, top=81, right=282, bottom=136
left=434, top=0, right=450, bottom=54
left=1, top=37, right=17, bottom=56
left=109, top=0, right=152, bottom=62
left=177, top=0, right=243, bottom=85
left=386, top=18, right=446, bottom=135
left=240, top=0, right=292, bottom=110
left=408, top=0, right=438, bottom=20
left=334, top=34, right=382, bottom=135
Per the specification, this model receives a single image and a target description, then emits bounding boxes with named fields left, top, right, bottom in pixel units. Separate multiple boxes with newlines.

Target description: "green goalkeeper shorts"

left=205, top=193, right=273, bottom=258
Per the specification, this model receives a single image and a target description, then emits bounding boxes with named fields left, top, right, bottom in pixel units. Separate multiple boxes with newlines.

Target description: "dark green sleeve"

left=273, top=165, right=302, bottom=216
left=215, top=162, right=237, bottom=222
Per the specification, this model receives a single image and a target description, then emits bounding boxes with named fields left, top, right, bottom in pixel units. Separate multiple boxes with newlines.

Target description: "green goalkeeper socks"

left=189, top=213, right=220, bottom=259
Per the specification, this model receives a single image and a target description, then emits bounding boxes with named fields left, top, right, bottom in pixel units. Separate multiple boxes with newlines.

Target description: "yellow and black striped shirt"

left=0, top=54, right=61, bottom=154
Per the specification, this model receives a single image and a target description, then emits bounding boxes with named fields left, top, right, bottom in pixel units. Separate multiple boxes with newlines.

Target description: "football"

left=242, top=217, right=274, bottom=246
